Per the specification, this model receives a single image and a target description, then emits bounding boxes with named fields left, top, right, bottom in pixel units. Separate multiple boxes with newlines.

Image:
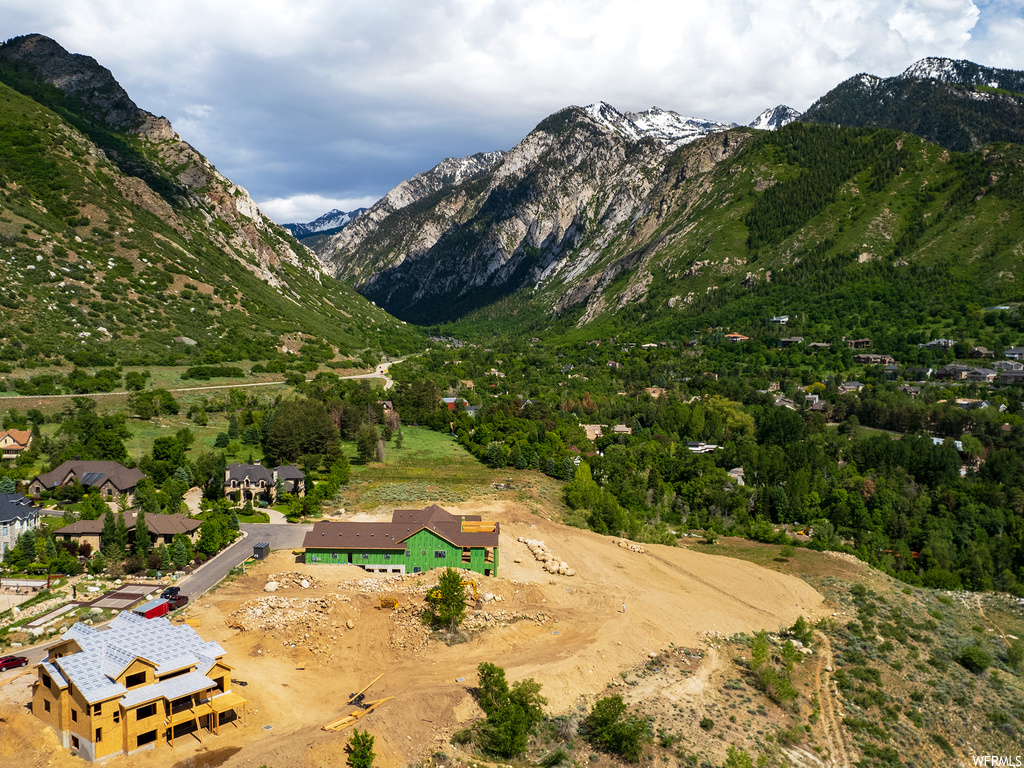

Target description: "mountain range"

left=312, top=57, right=1024, bottom=337
left=2, top=34, right=1024, bottom=364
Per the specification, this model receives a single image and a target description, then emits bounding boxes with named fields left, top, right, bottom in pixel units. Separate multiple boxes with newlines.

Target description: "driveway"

left=176, top=522, right=311, bottom=600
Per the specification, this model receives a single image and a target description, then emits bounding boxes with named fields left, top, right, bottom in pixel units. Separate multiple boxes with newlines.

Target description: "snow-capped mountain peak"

left=749, top=105, right=801, bottom=131
left=283, top=208, right=367, bottom=239
left=583, top=102, right=736, bottom=150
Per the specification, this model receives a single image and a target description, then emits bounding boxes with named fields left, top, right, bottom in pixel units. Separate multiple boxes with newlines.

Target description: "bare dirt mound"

left=1, top=502, right=826, bottom=768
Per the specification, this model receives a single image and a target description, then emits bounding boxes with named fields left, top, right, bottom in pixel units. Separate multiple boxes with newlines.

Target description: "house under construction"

left=31, top=612, right=247, bottom=761
left=302, top=504, right=499, bottom=576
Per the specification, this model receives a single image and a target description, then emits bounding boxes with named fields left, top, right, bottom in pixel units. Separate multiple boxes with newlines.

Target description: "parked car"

left=160, top=586, right=180, bottom=600
left=0, top=655, right=28, bottom=671
left=167, top=595, right=188, bottom=610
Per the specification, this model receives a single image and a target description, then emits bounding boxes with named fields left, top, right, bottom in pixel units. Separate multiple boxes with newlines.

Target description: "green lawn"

left=339, top=427, right=508, bottom=510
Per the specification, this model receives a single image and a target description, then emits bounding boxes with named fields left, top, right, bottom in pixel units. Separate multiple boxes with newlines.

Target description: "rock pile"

left=617, top=540, right=646, bottom=554
left=227, top=595, right=339, bottom=634
left=519, top=537, right=575, bottom=576
left=261, top=572, right=323, bottom=590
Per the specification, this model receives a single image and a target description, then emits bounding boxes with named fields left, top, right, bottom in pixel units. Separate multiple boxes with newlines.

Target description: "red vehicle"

left=167, top=595, right=188, bottom=610
left=0, top=655, right=28, bottom=671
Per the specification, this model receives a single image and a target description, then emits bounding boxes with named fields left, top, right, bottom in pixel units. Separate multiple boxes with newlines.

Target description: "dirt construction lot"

left=0, top=502, right=826, bottom=768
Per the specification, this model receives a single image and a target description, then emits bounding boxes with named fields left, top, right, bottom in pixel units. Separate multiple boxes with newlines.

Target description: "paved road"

left=176, top=523, right=312, bottom=600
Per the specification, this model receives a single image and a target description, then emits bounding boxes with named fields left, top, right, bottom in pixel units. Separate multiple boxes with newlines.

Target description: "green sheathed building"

left=302, top=505, right=499, bottom=576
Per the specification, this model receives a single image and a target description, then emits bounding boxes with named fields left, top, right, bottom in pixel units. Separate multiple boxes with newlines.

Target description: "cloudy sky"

left=4, top=1, right=1024, bottom=223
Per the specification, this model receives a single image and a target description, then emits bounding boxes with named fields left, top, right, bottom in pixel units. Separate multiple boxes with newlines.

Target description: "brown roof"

left=32, top=461, right=145, bottom=493
left=56, top=512, right=201, bottom=537
left=303, top=505, right=497, bottom=551
left=0, top=429, right=32, bottom=447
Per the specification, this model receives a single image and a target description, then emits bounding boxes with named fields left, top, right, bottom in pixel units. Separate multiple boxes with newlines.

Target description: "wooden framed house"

left=32, top=612, right=246, bottom=761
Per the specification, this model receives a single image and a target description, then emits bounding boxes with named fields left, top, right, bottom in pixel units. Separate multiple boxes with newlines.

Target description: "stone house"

left=29, top=461, right=145, bottom=504
left=223, top=463, right=305, bottom=505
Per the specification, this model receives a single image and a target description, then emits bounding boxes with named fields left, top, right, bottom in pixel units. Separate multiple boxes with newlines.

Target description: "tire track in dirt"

left=645, top=549, right=782, bottom=621
left=813, top=632, right=853, bottom=768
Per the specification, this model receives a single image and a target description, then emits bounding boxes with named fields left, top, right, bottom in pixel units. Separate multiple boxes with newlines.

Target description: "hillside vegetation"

left=0, top=35, right=423, bottom=374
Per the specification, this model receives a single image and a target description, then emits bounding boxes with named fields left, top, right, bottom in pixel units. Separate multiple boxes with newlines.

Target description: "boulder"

left=264, top=582, right=279, bottom=593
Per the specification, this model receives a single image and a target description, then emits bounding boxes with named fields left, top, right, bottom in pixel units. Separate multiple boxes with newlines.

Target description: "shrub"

left=423, top=568, right=466, bottom=630
left=958, top=645, right=992, bottom=674
left=583, top=695, right=652, bottom=762
left=699, top=716, right=714, bottom=731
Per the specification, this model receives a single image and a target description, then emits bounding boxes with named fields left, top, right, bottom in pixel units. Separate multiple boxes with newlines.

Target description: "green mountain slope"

left=0, top=34, right=423, bottom=369
left=434, top=123, right=1024, bottom=345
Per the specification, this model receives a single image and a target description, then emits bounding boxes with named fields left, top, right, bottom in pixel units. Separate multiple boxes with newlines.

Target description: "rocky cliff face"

left=318, top=105, right=744, bottom=324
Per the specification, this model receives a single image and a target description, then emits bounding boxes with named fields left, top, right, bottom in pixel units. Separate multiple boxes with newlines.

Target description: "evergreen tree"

left=171, top=534, right=192, bottom=569
left=0, top=476, right=15, bottom=493
left=101, top=509, right=117, bottom=552
left=111, top=512, right=129, bottom=558
left=356, top=424, right=377, bottom=464
left=157, top=544, right=172, bottom=570
left=227, top=414, right=240, bottom=441
left=135, top=508, right=151, bottom=557
left=346, top=729, right=375, bottom=768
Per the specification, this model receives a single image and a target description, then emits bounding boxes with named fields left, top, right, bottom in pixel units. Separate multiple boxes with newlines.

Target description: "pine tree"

left=135, top=508, right=151, bottom=557
left=101, top=509, right=117, bottom=552
left=346, top=728, right=375, bottom=768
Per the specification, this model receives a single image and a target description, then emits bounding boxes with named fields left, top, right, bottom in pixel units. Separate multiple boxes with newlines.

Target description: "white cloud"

left=3, top=0, right=1021, bottom=218
left=256, top=193, right=380, bottom=225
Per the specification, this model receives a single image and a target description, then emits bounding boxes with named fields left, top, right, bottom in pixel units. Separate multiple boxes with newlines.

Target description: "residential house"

left=965, top=368, right=997, bottom=383
left=441, top=397, right=469, bottom=411
left=302, top=505, right=499, bottom=577
left=994, top=360, right=1024, bottom=372
left=845, top=338, right=872, bottom=349
left=898, top=385, right=922, bottom=397
left=0, top=493, right=42, bottom=556
left=725, top=333, right=750, bottom=344
left=55, top=512, right=202, bottom=553
left=223, top=463, right=305, bottom=505
left=935, top=364, right=973, bottom=381
left=606, top=360, right=622, bottom=369
left=582, top=425, right=604, bottom=441
left=770, top=315, right=790, bottom=325
left=29, top=461, right=146, bottom=504
left=32, top=612, right=246, bottom=761
left=969, top=347, right=995, bottom=359
left=611, top=424, right=633, bottom=436
left=919, top=339, right=956, bottom=350
left=686, top=442, right=719, bottom=454
left=644, top=387, right=667, bottom=399
left=779, top=337, right=804, bottom=348
left=0, top=429, right=32, bottom=461
left=998, top=370, right=1024, bottom=385
left=853, top=353, right=895, bottom=365
left=838, top=381, right=865, bottom=394
left=807, top=342, right=831, bottom=352
left=1004, top=347, right=1024, bottom=360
